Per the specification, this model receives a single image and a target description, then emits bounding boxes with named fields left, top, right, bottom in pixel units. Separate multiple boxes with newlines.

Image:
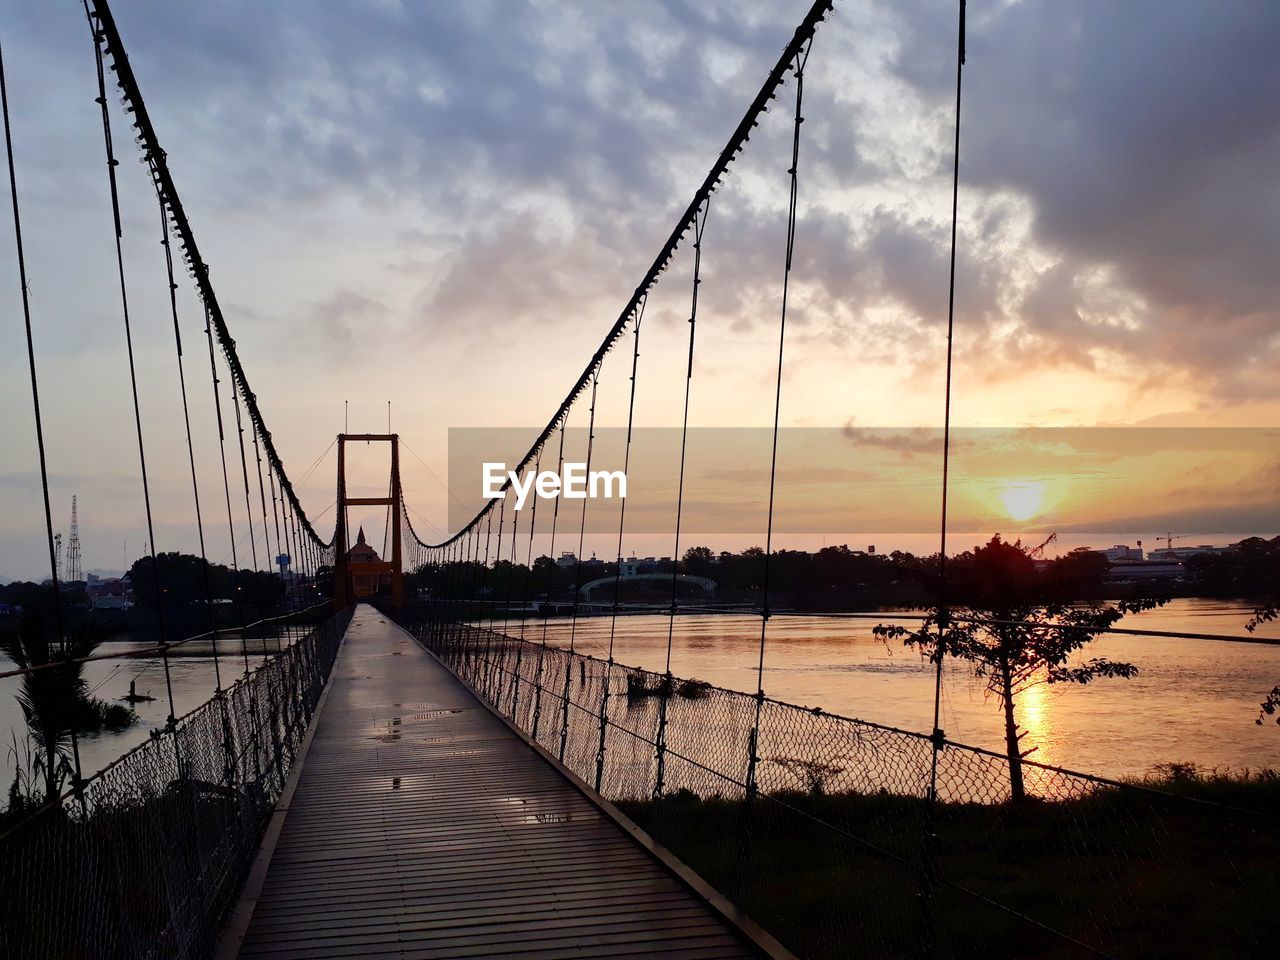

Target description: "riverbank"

left=619, top=768, right=1280, bottom=959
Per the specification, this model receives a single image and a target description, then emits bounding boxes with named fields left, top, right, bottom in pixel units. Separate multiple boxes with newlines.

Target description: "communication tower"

left=66, top=496, right=82, bottom=583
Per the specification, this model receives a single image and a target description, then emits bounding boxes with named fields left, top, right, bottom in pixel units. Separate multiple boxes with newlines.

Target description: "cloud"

left=884, top=0, right=1280, bottom=396
left=81, top=1, right=1280, bottom=401
left=305, top=290, right=390, bottom=348
left=2, top=0, right=1277, bottom=580
left=840, top=422, right=946, bottom=460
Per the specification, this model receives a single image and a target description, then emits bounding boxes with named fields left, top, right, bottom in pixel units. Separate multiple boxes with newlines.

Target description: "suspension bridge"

left=1, top=2, right=1276, bottom=959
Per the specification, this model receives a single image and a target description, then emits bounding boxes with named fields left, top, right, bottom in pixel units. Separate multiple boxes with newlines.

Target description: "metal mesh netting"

left=0, top=605, right=353, bottom=960
left=401, top=610, right=1279, bottom=960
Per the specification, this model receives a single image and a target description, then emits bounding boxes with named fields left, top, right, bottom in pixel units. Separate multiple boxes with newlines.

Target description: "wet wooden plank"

left=236, top=605, right=763, bottom=959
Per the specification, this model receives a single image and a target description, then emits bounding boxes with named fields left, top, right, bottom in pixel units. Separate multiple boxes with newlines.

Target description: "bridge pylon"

left=333, top=433, right=404, bottom=608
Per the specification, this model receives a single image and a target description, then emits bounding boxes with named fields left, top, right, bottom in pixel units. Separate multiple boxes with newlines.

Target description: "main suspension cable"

left=88, top=1, right=333, bottom=555
left=85, top=7, right=177, bottom=734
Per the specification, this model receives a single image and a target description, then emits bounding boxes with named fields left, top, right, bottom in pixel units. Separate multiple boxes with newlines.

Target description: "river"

left=2, top=599, right=1277, bottom=792
left=529, top=598, right=1280, bottom=780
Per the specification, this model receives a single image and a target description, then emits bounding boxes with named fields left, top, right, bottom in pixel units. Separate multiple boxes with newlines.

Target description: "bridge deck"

left=234, top=605, right=763, bottom=959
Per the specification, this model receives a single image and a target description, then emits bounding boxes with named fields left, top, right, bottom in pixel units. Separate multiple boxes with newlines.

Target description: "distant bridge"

left=578, top=572, right=717, bottom=601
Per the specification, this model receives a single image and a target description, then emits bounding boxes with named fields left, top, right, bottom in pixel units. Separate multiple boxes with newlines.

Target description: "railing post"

left=530, top=646, right=546, bottom=743
left=593, top=658, right=614, bottom=792
left=246, top=670, right=263, bottom=781
left=652, top=675, right=672, bottom=799
left=730, top=688, right=768, bottom=914
left=494, top=632, right=510, bottom=713
left=266, top=681, right=286, bottom=792
left=297, top=627, right=317, bottom=724
left=745, top=690, right=764, bottom=799
left=218, top=688, right=238, bottom=794
left=494, top=632, right=508, bottom=704
left=278, top=647, right=296, bottom=759
left=484, top=627, right=497, bottom=703
left=557, top=654, right=573, bottom=763
left=917, top=727, right=945, bottom=960
left=510, top=639, right=524, bottom=721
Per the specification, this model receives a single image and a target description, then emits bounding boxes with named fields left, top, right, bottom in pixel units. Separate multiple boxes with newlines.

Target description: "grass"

left=618, top=770, right=1280, bottom=960
left=625, top=671, right=712, bottom=701
left=79, top=695, right=138, bottom=731
left=0, top=780, right=259, bottom=957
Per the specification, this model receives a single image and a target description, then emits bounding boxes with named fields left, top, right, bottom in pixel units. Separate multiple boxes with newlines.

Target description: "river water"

left=3, top=599, right=1277, bottom=791
left=530, top=598, right=1280, bottom=780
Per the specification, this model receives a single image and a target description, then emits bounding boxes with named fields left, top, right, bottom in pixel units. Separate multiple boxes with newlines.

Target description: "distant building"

left=553, top=551, right=605, bottom=570
left=620, top=556, right=668, bottom=578
left=86, top=573, right=132, bottom=609
left=347, top=527, right=392, bottom=599
left=1102, top=544, right=1144, bottom=562
left=1148, top=543, right=1233, bottom=561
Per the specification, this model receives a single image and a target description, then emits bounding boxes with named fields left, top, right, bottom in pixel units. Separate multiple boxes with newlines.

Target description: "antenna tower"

left=54, top=533, right=63, bottom=582
left=66, top=496, right=82, bottom=583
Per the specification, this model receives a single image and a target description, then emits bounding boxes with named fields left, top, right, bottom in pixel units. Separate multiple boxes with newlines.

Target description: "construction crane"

left=65, top=495, right=82, bottom=583
left=1156, top=532, right=1193, bottom=554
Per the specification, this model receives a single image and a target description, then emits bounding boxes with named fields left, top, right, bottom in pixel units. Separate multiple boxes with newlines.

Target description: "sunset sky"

left=1, top=0, right=1277, bottom=580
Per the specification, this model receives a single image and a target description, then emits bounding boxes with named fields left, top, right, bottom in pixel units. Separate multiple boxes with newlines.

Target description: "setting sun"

left=999, top=479, right=1046, bottom=522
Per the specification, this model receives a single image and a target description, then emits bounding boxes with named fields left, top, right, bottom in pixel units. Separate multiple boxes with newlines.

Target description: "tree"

left=128, top=552, right=210, bottom=608
left=682, top=546, right=715, bottom=577
left=1259, top=684, right=1280, bottom=727
left=128, top=551, right=284, bottom=612
left=1185, top=535, right=1280, bottom=599
left=1202, top=537, right=1280, bottom=727
left=874, top=535, right=1163, bottom=801
left=1249, top=602, right=1278, bottom=727
left=0, top=614, right=130, bottom=804
left=1182, top=536, right=1280, bottom=726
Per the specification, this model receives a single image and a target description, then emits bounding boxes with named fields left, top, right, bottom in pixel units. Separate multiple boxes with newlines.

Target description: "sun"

left=999, top=479, right=1046, bottom=523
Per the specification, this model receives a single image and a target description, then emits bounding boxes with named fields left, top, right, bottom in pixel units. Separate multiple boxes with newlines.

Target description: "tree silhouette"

left=1224, top=539, right=1279, bottom=727
left=1252, top=599, right=1279, bottom=728
left=0, top=614, right=125, bottom=804
left=875, top=535, right=1163, bottom=801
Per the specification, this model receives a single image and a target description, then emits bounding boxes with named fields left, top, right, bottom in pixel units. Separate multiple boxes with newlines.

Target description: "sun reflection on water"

left=1017, top=678, right=1053, bottom=767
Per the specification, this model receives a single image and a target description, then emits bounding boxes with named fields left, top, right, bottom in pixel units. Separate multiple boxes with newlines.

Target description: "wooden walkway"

left=232, top=605, right=766, bottom=959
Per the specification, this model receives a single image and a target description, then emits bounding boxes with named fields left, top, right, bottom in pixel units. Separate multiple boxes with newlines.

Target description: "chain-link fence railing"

left=0, top=604, right=352, bottom=960
left=398, top=606, right=1278, bottom=960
